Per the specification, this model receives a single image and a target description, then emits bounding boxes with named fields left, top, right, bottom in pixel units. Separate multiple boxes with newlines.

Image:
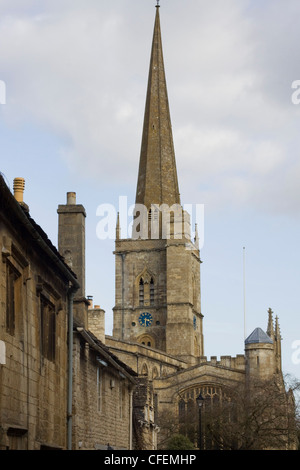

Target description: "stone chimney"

left=57, top=191, right=88, bottom=327
left=88, top=305, right=106, bottom=344
left=57, top=192, right=86, bottom=298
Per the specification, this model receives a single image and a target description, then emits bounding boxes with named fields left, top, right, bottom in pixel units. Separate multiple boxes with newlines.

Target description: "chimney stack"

left=57, top=192, right=86, bottom=298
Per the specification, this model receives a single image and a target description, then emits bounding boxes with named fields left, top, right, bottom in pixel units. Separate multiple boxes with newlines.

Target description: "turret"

left=245, top=327, right=275, bottom=380
left=245, top=307, right=283, bottom=380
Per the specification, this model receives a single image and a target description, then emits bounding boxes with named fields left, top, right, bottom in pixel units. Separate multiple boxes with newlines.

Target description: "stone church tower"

left=113, top=5, right=203, bottom=363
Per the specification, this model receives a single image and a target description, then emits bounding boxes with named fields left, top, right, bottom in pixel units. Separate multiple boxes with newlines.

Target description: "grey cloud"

left=0, top=0, right=299, bottom=215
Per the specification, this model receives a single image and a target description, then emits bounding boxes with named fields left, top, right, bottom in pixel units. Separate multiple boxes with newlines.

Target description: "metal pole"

left=243, top=247, right=246, bottom=340
left=198, top=406, right=202, bottom=450
left=196, top=393, right=204, bottom=450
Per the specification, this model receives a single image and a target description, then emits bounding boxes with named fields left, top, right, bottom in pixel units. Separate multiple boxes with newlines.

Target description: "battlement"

left=198, top=354, right=245, bottom=370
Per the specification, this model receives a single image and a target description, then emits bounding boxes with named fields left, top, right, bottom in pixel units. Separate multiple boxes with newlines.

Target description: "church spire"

left=135, top=5, right=180, bottom=210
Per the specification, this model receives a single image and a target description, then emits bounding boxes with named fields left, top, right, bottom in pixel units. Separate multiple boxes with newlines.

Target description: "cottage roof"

left=76, top=328, right=137, bottom=383
left=0, top=173, right=79, bottom=290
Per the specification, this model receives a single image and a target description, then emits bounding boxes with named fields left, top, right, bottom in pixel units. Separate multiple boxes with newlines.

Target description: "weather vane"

left=156, top=0, right=160, bottom=7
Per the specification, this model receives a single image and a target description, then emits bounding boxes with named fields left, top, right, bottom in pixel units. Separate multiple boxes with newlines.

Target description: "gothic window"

left=179, top=399, right=185, bottom=420
left=178, top=385, right=222, bottom=449
left=136, top=270, right=156, bottom=307
left=138, top=334, right=155, bottom=349
left=40, top=296, right=56, bottom=362
left=141, top=363, right=148, bottom=376
left=178, top=399, right=186, bottom=435
left=150, top=277, right=155, bottom=305
left=139, top=278, right=144, bottom=306
left=152, top=367, right=159, bottom=379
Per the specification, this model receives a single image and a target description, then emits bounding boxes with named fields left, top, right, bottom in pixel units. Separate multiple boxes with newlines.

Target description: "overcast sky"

left=1, top=0, right=299, bottom=379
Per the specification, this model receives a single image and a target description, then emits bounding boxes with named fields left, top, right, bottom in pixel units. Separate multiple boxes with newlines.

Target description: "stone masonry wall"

left=72, top=333, right=133, bottom=450
left=0, top=222, right=69, bottom=450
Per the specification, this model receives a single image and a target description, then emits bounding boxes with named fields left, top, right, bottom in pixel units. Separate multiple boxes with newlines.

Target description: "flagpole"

left=243, top=246, right=246, bottom=340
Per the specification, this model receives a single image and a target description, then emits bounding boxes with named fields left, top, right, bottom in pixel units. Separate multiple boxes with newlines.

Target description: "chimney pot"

left=67, top=192, right=76, bottom=205
left=13, top=177, right=25, bottom=203
left=87, top=295, right=93, bottom=308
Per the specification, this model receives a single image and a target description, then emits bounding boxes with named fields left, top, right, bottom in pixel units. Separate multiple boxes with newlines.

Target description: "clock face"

left=139, top=312, right=153, bottom=327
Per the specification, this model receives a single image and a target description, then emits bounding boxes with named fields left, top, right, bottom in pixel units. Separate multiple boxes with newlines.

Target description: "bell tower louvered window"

left=139, top=278, right=144, bottom=306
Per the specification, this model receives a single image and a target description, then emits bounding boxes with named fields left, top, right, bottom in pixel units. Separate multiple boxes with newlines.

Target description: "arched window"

left=141, top=363, right=148, bottom=376
left=139, top=278, right=144, bottom=306
left=138, top=334, right=155, bottom=349
left=152, top=367, right=159, bottom=379
left=177, top=385, right=223, bottom=449
left=179, top=399, right=186, bottom=433
left=150, top=277, right=154, bottom=305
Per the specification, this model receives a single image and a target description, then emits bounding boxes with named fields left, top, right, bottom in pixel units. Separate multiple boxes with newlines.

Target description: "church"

left=101, top=5, right=295, bottom=450
left=0, top=4, right=296, bottom=451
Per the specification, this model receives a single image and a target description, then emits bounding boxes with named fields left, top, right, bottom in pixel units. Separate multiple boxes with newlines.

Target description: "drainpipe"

left=129, top=388, right=133, bottom=450
left=67, top=287, right=76, bottom=450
